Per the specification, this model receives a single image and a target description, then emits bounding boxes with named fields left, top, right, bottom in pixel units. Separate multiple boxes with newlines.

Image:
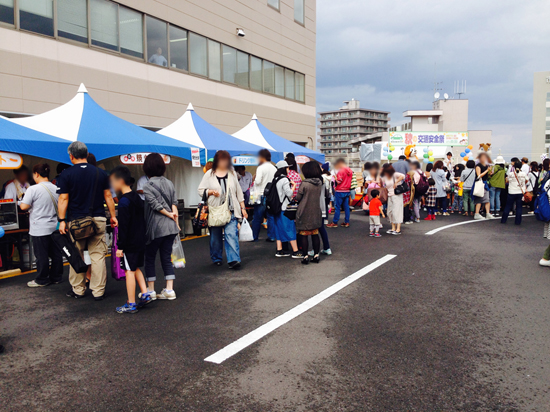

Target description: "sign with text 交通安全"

left=389, top=131, right=469, bottom=146
left=120, top=153, right=171, bottom=165
left=232, top=156, right=259, bottom=166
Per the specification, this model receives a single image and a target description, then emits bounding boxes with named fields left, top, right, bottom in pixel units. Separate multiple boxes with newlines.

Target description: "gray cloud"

left=316, top=0, right=550, bottom=159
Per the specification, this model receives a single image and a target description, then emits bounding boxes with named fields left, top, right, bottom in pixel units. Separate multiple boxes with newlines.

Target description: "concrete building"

left=350, top=98, right=492, bottom=162
left=531, top=71, right=550, bottom=158
left=0, top=0, right=316, bottom=147
left=318, top=99, right=390, bottom=168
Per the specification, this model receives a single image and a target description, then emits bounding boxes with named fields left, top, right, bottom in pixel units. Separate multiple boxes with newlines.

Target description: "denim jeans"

left=489, top=186, right=501, bottom=212
left=501, top=193, right=523, bottom=225
left=452, top=195, right=463, bottom=212
left=333, top=192, right=350, bottom=224
left=145, top=234, right=177, bottom=282
left=319, top=224, right=330, bottom=250
left=436, top=197, right=448, bottom=213
left=463, top=190, right=474, bottom=213
left=252, top=196, right=275, bottom=241
left=209, top=214, right=240, bottom=264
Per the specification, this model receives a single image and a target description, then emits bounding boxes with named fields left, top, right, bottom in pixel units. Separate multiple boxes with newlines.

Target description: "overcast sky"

left=316, top=0, right=550, bottom=158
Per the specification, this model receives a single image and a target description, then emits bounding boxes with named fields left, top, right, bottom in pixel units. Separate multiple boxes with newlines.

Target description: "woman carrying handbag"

left=501, top=160, right=528, bottom=225
left=198, top=150, right=247, bottom=270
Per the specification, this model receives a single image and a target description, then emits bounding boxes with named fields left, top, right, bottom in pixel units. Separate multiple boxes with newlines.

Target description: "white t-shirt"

left=521, top=163, right=530, bottom=175
left=136, top=175, right=149, bottom=200
left=3, top=180, right=29, bottom=202
left=21, top=182, right=59, bottom=236
left=254, top=162, right=277, bottom=194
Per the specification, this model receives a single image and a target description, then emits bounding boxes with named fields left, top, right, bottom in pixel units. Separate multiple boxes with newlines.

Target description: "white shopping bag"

left=239, top=218, right=254, bottom=242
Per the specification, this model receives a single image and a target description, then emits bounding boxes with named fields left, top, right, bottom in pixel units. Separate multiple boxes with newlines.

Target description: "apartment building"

left=318, top=99, right=390, bottom=168
left=532, top=71, right=550, bottom=158
left=0, top=0, right=316, bottom=146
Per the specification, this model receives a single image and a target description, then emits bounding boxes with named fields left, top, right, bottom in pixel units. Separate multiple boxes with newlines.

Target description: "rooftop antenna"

left=433, top=63, right=443, bottom=102
left=454, top=80, right=467, bottom=99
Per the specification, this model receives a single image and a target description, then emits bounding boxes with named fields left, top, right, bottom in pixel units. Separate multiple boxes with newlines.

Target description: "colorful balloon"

left=423, top=154, right=429, bottom=159
left=460, top=152, right=466, bottom=157
left=428, top=150, right=433, bottom=156
left=467, top=145, right=473, bottom=150
left=429, top=156, right=435, bottom=162
left=465, top=148, right=471, bottom=153
left=423, top=147, right=429, bottom=153
left=389, top=146, right=395, bottom=152
left=0, top=227, right=4, bottom=238
left=387, top=154, right=393, bottom=161
left=464, top=156, right=469, bottom=161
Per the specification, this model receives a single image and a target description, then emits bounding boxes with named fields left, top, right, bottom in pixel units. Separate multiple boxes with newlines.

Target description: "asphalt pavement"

left=1, top=209, right=549, bottom=411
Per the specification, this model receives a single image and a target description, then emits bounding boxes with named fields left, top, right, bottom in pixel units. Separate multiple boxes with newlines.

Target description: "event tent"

left=11, top=84, right=202, bottom=162
left=232, top=114, right=324, bottom=163
left=157, top=103, right=263, bottom=158
left=0, top=116, right=71, bottom=163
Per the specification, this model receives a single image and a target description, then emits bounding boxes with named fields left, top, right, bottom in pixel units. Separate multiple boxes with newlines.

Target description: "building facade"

left=350, top=98, right=492, bottom=162
left=0, top=0, right=316, bottom=146
left=318, top=99, right=390, bottom=168
left=532, top=71, right=550, bottom=158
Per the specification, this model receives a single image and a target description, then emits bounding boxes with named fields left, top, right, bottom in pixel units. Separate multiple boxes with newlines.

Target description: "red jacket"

left=335, top=167, right=353, bottom=192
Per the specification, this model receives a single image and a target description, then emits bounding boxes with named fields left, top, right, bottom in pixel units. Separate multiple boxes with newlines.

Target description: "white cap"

left=276, top=160, right=289, bottom=169
left=495, top=155, right=505, bottom=164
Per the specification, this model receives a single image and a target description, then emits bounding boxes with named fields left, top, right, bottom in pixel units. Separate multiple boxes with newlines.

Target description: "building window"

left=295, top=72, right=305, bottom=102
left=222, top=45, right=237, bottom=84
left=274, top=65, right=285, bottom=97
left=546, top=107, right=550, bottom=117
left=236, top=51, right=249, bottom=88
left=263, top=61, right=275, bottom=94
left=120, top=6, right=143, bottom=58
left=547, top=92, right=550, bottom=102
left=294, top=0, right=304, bottom=24
left=146, top=16, right=167, bottom=66
left=19, top=0, right=54, bottom=37
left=267, top=0, right=280, bottom=10
left=250, top=56, right=262, bottom=91
left=207, top=40, right=221, bottom=80
left=57, top=0, right=87, bottom=43
left=546, top=134, right=550, bottom=144
left=90, top=0, right=118, bottom=51
left=169, top=25, right=188, bottom=71
left=285, top=69, right=295, bottom=99
left=0, top=0, right=14, bottom=25
left=189, top=32, right=207, bottom=76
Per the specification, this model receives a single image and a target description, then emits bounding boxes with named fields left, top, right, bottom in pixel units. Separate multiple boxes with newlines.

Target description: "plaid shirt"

left=288, top=170, right=302, bottom=198
left=425, top=186, right=437, bottom=207
left=402, top=174, right=412, bottom=204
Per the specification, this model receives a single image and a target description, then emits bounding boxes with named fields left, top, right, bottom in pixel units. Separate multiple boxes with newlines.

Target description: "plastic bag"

left=171, top=235, right=186, bottom=269
left=239, top=218, right=254, bottom=242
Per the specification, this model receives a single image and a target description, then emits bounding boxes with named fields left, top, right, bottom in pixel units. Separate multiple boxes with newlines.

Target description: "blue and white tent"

left=12, top=84, right=201, bottom=162
left=157, top=103, right=263, bottom=159
left=0, top=116, right=70, bottom=163
left=232, top=114, right=324, bottom=163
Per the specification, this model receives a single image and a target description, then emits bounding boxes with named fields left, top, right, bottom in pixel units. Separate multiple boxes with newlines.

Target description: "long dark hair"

left=212, top=150, right=231, bottom=173
left=381, top=165, right=396, bottom=178
left=302, top=161, right=322, bottom=179
left=544, top=158, right=550, bottom=172
left=274, top=166, right=288, bottom=179
left=432, top=160, right=444, bottom=171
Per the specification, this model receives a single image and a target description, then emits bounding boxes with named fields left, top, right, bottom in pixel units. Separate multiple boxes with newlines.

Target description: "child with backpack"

left=410, top=161, right=427, bottom=223
left=110, top=166, right=152, bottom=314
left=424, top=178, right=437, bottom=220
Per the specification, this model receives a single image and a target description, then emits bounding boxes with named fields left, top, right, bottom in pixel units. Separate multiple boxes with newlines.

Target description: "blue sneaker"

left=116, top=302, right=138, bottom=314
left=138, top=292, right=153, bottom=307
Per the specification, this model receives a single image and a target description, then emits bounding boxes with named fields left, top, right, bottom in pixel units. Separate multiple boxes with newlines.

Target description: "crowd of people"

left=6, top=142, right=550, bottom=320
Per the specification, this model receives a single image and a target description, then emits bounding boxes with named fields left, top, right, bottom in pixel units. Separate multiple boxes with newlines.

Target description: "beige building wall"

left=0, top=0, right=316, bottom=146
left=532, top=71, right=550, bottom=158
left=433, top=99, right=469, bottom=132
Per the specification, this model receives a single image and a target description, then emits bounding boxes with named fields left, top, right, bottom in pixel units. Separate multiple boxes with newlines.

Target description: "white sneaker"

left=139, top=290, right=157, bottom=301
left=386, top=230, right=395, bottom=234
left=157, top=288, right=176, bottom=300
left=27, top=280, right=49, bottom=288
left=539, top=259, right=550, bottom=267
left=321, top=249, right=332, bottom=255
left=405, top=221, right=413, bottom=225
left=474, top=213, right=484, bottom=220
left=486, top=213, right=495, bottom=219
left=308, top=250, right=314, bottom=257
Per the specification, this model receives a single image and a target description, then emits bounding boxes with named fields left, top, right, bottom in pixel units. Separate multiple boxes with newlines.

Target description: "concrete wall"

left=410, top=116, right=438, bottom=132
left=532, top=71, right=550, bottom=158
left=434, top=99, right=469, bottom=132
left=0, top=0, right=316, bottom=145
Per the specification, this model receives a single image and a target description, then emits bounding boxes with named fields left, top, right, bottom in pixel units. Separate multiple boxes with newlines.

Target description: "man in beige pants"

left=57, top=142, right=117, bottom=300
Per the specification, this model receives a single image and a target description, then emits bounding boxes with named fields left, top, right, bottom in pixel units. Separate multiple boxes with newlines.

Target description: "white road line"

left=425, top=214, right=535, bottom=236
left=204, top=254, right=397, bottom=364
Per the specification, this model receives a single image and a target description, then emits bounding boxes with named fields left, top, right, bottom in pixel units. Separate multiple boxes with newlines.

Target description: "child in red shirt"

left=369, top=189, right=385, bottom=238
